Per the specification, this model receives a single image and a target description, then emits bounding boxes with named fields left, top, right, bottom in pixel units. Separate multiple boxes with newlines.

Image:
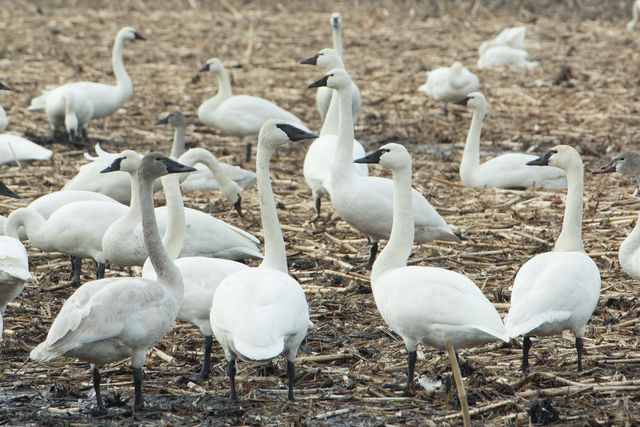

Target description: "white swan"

left=477, top=45, right=539, bottom=69
left=308, top=69, right=459, bottom=268
left=504, top=146, right=601, bottom=372
left=354, top=143, right=508, bottom=395
left=454, top=92, right=566, bottom=189
left=313, top=13, right=361, bottom=125
left=0, top=134, right=53, bottom=166
left=592, top=152, right=640, bottom=279
left=0, top=180, right=30, bottom=340
left=43, top=85, right=94, bottom=143
left=197, top=57, right=310, bottom=162
left=100, top=150, right=261, bottom=268
left=418, top=61, right=479, bottom=110
left=30, top=153, right=194, bottom=415
left=478, top=26, right=540, bottom=56
left=0, top=81, right=12, bottom=132
left=28, top=27, right=145, bottom=139
left=629, top=0, right=640, bottom=30
left=300, top=48, right=368, bottom=219
left=211, top=120, right=313, bottom=401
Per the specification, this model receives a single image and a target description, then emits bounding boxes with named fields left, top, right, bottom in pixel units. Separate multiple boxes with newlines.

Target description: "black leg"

left=245, top=141, right=252, bottom=163
left=367, top=241, right=379, bottom=270
left=96, top=263, right=105, bottom=279
left=287, top=361, right=296, bottom=401
left=312, top=197, right=321, bottom=222
left=406, top=350, right=417, bottom=392
left=198, top=335, right=213, bottom=379
left=576, top=337, right=583, bottom=372
left=70, top=257, right=82, bottom=283
left=226, top=360, right=237, bottom=400
left=522, top=336, right=532, bottom=373
left=91, top=365, right=107, bottom=416
left=133, top=367, right=144, bottom=410
left=81, top=128, right=88, bottom=144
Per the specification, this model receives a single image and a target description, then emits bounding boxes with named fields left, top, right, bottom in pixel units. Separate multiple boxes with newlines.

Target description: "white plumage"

left=43, top=86, right=94, bottom=142
left=477, top=45, right=539, bottom=69
left=478, top=26, right=540, bottom=56
left=418, top=61, right=479, bottom=104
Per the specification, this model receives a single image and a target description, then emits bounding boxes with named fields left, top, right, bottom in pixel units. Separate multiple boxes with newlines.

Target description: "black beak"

left=0, top=180, right=20, bottom=199
left=275, top=123, right=318, bottom=141
left=307, top=74, right=330, bottom=88
left=162, top=158, right=197, bottom=174
left=527, top=149, right=557, bottom=166
left=155, top=115, right=170, bottom=125
left=0, top=82, right=12, bottom=91
left=300, top=54, right=319, bottom=65
left=233, top=196, right=243, bottom=218
left=198, top=63, right=210, bottom=73
left=453, top=96, right=471, bottom=105
left=101, top=157, right=124, bottom=173
left=354, top=148, right=389, bottom=164
left=592, top=164, right=616, bottom=174
left=134, top=32, right=146, bottom=41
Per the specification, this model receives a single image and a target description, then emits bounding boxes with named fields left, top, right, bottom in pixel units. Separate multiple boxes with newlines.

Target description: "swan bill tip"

left=0, top=82, right=11, bottom=91
left=300, top=54, right=319, bottom=66
left=354, top=148, right=390, bottom=164
left=526, top=149, right=557, bottom=167
left=275, top=123, right=318, bottom=142
left=100, top=157, right=124, bottom=173
left=591, top=165, right=616, bottom=174
left=307, top=74, right=330, bottom=88
left=453, top=96, right=471, bottom=106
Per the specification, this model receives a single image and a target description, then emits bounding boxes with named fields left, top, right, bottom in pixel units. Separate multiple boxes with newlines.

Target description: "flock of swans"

left=0, top=7, right=638, bottom=421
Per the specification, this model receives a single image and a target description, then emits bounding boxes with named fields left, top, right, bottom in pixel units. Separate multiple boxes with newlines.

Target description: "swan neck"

left=372, top=165, right=414, bottom=281
left=112, top=33, right=133, bottom=102
left=216, top=67, right=233, bottom=100
left=122, top=169, right=142, bottom=222
left=460, top=105, right=485, bottom=186
left=554, top=164, right=585, bottom=252
left=331, top=83, right=356, bottom=185
left=256, top=141, right=288, bottom=273
left=332, top=25, right=344, bottom=57
left=320, top=91, right=338, bottom=136
left=160, top=174, right=185, bottom=260
left=631, top=2, right=639, bottom=28
left=171, top=126, right=186, bottom=159
left=5, top=208, right=44, bottom=241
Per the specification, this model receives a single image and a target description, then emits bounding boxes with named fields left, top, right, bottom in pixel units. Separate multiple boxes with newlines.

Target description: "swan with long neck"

left=354, top=144, right=508, bottom=402
left=30, top=153, right=194, bottom=415
left=629, top=0, right=640, bottom=30
left=593, top=151, right=640, bottom=279
left=418, top=61, right=479, bottom=113
left=211, top=120, right=313, bottom=401
left=504, top=146, right=601, bottom=372
left=308, top=69, right=459, bottom=268
left=28, top=27, right=145, bottom=140
left=454, top=92, right=566, bottom=189
left=197, top=57, right=310, bottom=162
left=300, top=48, right=367, bottom=219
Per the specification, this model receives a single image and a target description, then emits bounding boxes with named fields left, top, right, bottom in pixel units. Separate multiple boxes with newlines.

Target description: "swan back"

left=418, top=62, right=479, bottom=103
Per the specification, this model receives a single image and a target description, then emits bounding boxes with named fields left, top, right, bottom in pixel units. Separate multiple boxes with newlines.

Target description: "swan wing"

left=477, top=153, right=567, bottom=189
left=0, top=134, right=52, bottom=166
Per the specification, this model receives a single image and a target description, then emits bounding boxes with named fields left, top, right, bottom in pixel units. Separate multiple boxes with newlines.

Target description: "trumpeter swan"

left=211, top=120, right=314, bottom=401
left=43, top=86, right=94, bottom=143
left=300, top=48, right=368, bottom=219
left=30, top=153, right=195, bottom=415
left=453, top=92, right=566, bottom=189
left=197, top=57, right=310, bottom=162
left=504, top=146, right=601, bottom=372
left=418, top=61, right=479, bottom=113
left=28, top=27, right=145, bottom=140
left=354, top=144, right=507, bottom=424
left=477, top=45, right=539, bottom=69
left=478, top=26, right=540, bottom=56
left=308, top=69, right=459, bottom=268
left=593, top=151, right=640, bottom=279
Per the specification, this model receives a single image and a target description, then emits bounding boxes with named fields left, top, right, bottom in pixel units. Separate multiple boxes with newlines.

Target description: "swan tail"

left=504, top=310, right=571, bottom=339
left=234, top=337, right=284, bottom=361
left=30, top=341, right=62, bottom=362
left=27, top=92, right=48, bottom=112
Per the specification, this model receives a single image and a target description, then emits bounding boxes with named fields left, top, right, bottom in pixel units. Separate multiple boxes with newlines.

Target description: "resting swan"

left=308, top=69, right=459, bottom=268
left=28, top=27, right=145, bottom=140
left=300, top=48, right=368, bottom=219
left=0, top=180, right=30, bottom=340
left=314, top=13, right=361, bottom=125
left=197, top=57, right=310, bottom=162
left=354, top=143, right=508, bottom=402
left=30, top=153, right=194, bottom=415
left=211, top=120, right=313, bottom=401
left=592, top=152, right=640, bottom=279
left=454, top=92, right=566, bottom=189
left=418, top=61, right=479, bottom=112
left=478, top=26, right=540, bottom=56
left=504, top=146, right=601, bottom=372
left=477, top=45, right=539, bottom=69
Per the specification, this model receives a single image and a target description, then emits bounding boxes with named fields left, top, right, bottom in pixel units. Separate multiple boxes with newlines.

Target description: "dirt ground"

left=0, top=0, right=639, bottom=425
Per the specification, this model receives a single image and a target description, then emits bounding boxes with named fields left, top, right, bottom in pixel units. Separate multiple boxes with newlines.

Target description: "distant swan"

left=478, top=26, right=540, bottom=56
left=418, top=61, right=479, bottom=113
left=629, top=0, right=640, bottom=30
left=477, top=45, right=539, bottom=69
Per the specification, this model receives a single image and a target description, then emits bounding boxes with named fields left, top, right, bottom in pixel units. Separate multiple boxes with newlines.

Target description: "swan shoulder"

left=29, top=190, right=119, bottom=219
left=211, top=95, right=305, bottom=135
left=180, top=162, right=257, bottom=192
left=474, top=152, right=567, bottom=189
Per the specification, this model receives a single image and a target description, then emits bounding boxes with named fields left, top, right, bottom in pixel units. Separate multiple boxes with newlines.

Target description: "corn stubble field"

left=0, top=0, right=639, bottom=425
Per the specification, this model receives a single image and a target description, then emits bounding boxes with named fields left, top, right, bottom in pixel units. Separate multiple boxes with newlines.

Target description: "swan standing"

left=418, top=61, right=479, bottom=114
left=28, top=27, right=145, bottom=140
left=504, top=146, right=601, bottom=372
left=197, top=57, right=310, bottom=162
left=0, top=180, right=30, bottom=340
left=300, top=48, right=368, bottom=219
left=454, top=92, right=566, bottom=189
left=43, top=86, right=94, bottom=143
left=30, top=153, right=195, bottom=415
left=308, top=69, right=459, bottom=268
left=592, top=152, right=640, bottom=279
left=314, top=13, right=362, bottom=124
left=211, top=120, right=313, bottom=401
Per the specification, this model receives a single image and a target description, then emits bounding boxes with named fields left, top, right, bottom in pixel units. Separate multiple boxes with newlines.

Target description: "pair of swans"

left=418, top=61, right=479, bottom=113
left=313, top=13, right=361, bottom=125
left=30, top=153, right=195, bottom=415
left=28, top=27, right=145, bottom=142
left=477, top=27, right=540, bottom=70
left=197, top=58, right=310, bottom=162
left=309, top=69, right=459, bottom=267
left=454, top=91, right=566, bottom=189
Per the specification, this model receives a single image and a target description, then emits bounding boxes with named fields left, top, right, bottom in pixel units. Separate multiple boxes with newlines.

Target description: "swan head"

left=118, top=26, right=146, bottom=42
left=308, top=68, right=352, bottom=90
left=354, top=143, right=411, bottom=171
left=0, top=179, right=20, bottom=199
left=592, top=152, right=640, bottom=176
left=300, top=48, right=344, bottom=70
left=198, top=58, right=224, bottom=74
left=139, top=153, right=197, bottom=182
left=331, top=13, right=342, bottom=28
left=155, top=110, right=187, bottom=128
left=453, top=91, right=486, bottom=109
left=0, top=82, right=11, bottom=91
left=258, top=119, right=318, bottom=150
left=527, top=145, right=581, bottom=171
left=100, top=150, right=141, bottom=174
